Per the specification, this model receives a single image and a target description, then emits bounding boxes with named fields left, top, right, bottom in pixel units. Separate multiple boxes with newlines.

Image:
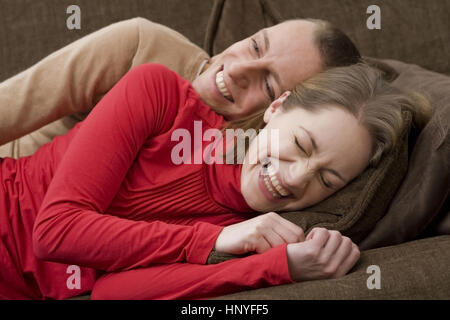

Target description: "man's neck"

left=196, top=58, right=211, bottom=78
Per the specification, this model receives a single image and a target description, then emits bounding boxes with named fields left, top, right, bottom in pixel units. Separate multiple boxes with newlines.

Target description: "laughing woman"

left=0, top=63, right=429, bottom=299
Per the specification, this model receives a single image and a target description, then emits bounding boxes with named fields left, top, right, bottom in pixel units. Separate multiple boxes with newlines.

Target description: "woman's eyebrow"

left=300, top=126, right=347, bottom=183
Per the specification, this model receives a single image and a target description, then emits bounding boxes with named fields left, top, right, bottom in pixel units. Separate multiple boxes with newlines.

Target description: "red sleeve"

left=32, top=64, right=224, bottom=272
left=90, top=243, right=296, bottom=300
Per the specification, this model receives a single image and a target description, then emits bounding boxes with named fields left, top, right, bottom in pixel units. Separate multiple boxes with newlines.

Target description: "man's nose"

left=227, top=60, right=264, bottom=89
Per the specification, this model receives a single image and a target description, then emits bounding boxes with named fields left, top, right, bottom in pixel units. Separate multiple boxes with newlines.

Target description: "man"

left=0, top=17, right=360, bottom=158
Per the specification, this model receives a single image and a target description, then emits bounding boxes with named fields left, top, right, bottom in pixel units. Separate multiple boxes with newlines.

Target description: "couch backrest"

left=0, top=0, right=213, bottom=82
left=2, top=0, right=449, bottom=82
left=209, top=0, right=450, bottom=75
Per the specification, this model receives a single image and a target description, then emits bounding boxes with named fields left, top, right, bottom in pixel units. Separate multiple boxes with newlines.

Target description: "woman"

left=0, top=63, right=429, bottom=300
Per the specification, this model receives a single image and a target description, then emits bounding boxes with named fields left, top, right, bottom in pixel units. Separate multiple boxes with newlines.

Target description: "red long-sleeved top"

left=0, top=64, right=294, bottom=300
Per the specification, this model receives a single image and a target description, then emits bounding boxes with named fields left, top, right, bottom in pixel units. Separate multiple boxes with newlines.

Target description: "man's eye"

left=252, top=38, right=274, bottom=101
left=251, top=38, right=260, bottom=53
left=265, top=79, right=275, bottom=101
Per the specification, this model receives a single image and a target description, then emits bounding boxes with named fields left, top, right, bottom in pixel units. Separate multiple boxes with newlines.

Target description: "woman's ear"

left=263, top=91, right=291, bottom=123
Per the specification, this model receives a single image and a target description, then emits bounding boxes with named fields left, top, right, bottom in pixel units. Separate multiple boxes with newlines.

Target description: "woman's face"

left=241, top=93, right=373, bottom=212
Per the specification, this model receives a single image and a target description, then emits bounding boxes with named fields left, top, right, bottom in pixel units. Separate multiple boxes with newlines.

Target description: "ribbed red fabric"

left=0, top=64, right=294, bottom=300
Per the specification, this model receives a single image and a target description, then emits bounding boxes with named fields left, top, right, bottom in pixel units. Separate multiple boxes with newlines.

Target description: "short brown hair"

left=307, top=18, right=362, bottom=68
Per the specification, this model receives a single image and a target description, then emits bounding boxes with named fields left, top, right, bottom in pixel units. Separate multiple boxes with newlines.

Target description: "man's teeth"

left=263, top=163, right=290, bottom=198
left=216, top=71, right=232, bottom=101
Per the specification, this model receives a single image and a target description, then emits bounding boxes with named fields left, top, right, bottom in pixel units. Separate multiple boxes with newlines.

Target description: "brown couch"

left=1, top=0, right=449, bottom=299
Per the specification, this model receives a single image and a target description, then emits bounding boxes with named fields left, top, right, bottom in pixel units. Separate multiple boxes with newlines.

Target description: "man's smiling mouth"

left=215, top=70, right=234, bottom=102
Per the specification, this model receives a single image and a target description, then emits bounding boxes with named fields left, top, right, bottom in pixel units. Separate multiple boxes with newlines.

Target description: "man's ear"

left=263, top=91, right=291, bottom=123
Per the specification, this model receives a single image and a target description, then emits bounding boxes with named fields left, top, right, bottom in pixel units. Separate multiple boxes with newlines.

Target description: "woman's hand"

left=214, top=212, right=305, bottom=255
left=286, top=227, right=360, bottom=282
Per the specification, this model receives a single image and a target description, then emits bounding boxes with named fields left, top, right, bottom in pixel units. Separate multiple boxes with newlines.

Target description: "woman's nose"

left=287, top=161, right=315, bottom=195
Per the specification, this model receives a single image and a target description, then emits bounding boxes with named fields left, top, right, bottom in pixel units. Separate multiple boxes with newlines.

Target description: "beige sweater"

left=0, top=18, right=209, bottom=158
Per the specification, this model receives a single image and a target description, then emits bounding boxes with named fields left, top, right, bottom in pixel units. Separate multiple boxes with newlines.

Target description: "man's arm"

left=0, top=17, right=209, bottom=156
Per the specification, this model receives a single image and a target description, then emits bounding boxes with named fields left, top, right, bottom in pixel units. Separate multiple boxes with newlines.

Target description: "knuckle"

left=342, top=236, right=352, bottom=246
left=250, top=227, right=261, bottom=239
left=261, top=214, right=272, bottom=224
left=306, top=246, right=320, bottom=260
left=324, top=264, right=338, bottom=277
left=267, top=211, right=278, bottom=218
left=353, top=246, right=361, bottom=260
left=256, top=219, right=268, bottom=230
left=329, top=230, right=341, bottom=237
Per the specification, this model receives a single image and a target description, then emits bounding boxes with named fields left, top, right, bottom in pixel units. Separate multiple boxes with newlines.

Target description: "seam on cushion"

left=433, top=109, right=447, bottom=150
left=203, top=0, right=225, bottom=56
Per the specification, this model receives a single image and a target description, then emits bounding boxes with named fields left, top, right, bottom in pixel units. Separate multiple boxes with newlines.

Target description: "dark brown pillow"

left=359, top=59, right=450, bottom=249
left=207, top=109, right=413, bottom=265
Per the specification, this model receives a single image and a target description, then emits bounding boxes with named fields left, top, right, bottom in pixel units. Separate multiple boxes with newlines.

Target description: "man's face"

left=192, top=20, right=323, bottom=120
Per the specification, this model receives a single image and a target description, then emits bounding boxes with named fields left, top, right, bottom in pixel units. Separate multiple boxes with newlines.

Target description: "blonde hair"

left=282, top=63, right=431, bottom=166
left=224, top=63, right=431, bottom=166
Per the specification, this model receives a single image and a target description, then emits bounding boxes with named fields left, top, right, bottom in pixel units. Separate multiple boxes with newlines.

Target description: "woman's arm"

left=91, top=244, right=294, bottom=300
left=32, top=64, right=222, bottom=272
left=90, top=228, right=360, bottom=300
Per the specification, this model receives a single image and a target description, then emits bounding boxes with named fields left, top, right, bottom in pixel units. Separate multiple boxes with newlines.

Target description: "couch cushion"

left=359, top=59, right=450, bottom=249
left=212, top=235, right=450, bottom=299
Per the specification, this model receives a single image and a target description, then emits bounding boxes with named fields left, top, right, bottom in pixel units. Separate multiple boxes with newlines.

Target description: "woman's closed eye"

left=295, top=137, right=308, bottom=156
left=320, top=174, right=333, bottom=189
left=295, top=137, right=334, bottom=189
left=251, top=38, right=275, bottom=101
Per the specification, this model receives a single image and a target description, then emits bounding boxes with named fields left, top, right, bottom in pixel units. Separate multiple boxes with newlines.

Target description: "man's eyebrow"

left=262, top=29, right=283, bottom=93
left=300, top=126, right=347, bottom=183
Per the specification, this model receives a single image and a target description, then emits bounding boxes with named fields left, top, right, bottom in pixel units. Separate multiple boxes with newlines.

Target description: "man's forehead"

left=265, top=20, right=316, bottom=34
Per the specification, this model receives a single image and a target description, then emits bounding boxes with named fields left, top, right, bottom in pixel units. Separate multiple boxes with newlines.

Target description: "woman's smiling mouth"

left=258, top=159, right=292, bottom=201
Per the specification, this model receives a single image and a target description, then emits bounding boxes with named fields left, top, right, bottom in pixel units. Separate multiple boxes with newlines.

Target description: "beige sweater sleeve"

left=0, top=17, right=209, bottom=157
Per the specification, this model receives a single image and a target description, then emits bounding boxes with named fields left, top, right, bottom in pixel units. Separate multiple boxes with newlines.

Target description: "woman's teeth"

left=216, top=71, right=233, bottom=101
left=263, top=163, right=291, bottom=199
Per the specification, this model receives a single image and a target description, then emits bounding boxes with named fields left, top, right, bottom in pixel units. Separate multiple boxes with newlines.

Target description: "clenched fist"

left=286, top=227, right=360, bottom=281
left=214, top=212, right=305, bottom=255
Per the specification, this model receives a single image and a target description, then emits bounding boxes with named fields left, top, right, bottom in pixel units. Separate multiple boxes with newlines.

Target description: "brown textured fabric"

left=0, top=0, right=212, bottom=82
left=213, top=235, right=450, bottom=299
left=210, top=0, right=450, bottom=73
left=264, top=0, right=450, bottom=75
left=359, top=59, right=450, bottom=250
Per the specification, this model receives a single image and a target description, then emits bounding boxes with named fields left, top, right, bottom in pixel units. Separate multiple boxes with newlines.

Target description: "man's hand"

left=214, top=212, right=305, bottom=255
left=286, top=227, right=360, bottom=282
